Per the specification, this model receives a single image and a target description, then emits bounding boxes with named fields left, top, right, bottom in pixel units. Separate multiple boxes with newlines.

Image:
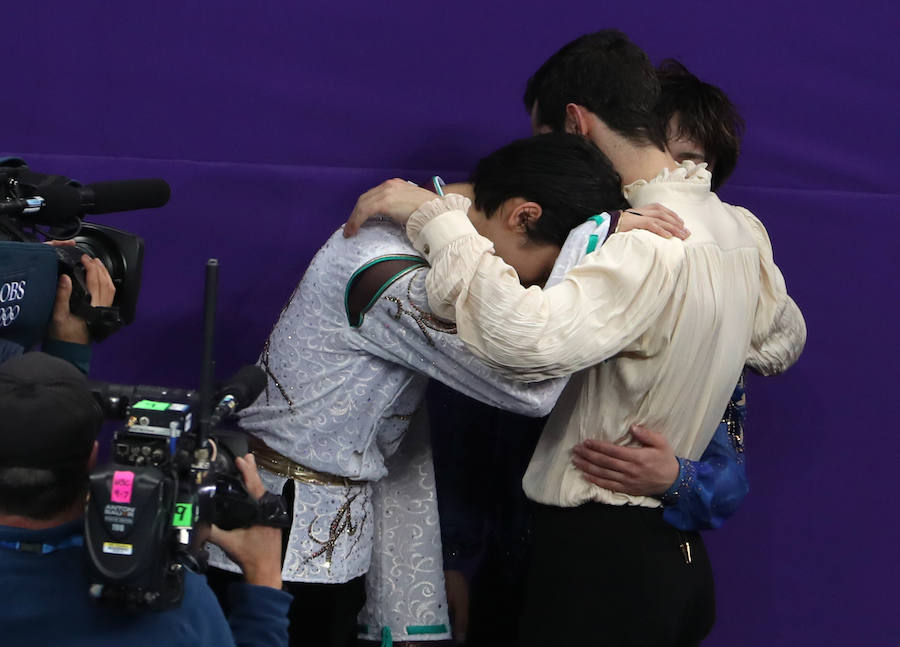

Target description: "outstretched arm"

left=345, top=247, right=569, bottom=416
left=344, top=183, right=688, bottom=381
left=572, top=382, right=749, bottom=531
left=344, top=184, right=687, bottom=412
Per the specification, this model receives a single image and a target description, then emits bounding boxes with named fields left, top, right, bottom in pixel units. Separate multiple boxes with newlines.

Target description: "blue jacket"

left=0, top=519, right=291, bottom=647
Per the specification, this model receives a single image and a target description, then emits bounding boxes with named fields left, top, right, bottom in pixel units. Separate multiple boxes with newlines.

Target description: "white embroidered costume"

left=208, top=215, right=607, bottom=641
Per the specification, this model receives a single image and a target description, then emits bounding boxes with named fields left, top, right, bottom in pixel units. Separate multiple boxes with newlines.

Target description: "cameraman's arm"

left=43, top=253, right=115, bottom=373
left=208, top=454, right=292, bottom=647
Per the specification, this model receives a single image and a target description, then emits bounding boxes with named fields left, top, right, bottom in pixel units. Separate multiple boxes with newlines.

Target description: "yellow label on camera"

left=102, top=542, right=133, bottom=556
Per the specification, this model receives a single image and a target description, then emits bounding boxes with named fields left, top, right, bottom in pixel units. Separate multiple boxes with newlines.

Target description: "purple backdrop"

left=3, top=2, right=897, bottom=644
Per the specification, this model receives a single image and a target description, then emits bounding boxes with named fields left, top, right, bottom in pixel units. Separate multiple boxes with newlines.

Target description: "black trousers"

left=518, top=502, right=715, bottom=647
left=464, top=538, right=532, bottom=647
left=206, top=567, right=365, bottom=647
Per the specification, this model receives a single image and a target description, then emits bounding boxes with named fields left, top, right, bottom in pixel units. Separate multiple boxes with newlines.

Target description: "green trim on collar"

left=585, top=214, right=608, bottom=254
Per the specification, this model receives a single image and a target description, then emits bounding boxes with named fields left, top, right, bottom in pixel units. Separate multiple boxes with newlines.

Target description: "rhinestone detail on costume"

left=383, top=269, right=456, bottom=346
left=305, top=486, right=369, bottom=571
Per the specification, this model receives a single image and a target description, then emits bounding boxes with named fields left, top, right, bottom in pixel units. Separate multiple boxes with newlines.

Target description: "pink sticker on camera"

left=111, top=470, right=135, bottom=503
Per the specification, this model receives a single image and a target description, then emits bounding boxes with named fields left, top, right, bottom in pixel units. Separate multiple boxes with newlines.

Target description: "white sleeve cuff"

left=407, top=194, right=477, bottom=260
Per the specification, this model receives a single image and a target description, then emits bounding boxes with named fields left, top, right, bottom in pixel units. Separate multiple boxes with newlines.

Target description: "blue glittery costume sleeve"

left=659, top=381, right=749, bottom=531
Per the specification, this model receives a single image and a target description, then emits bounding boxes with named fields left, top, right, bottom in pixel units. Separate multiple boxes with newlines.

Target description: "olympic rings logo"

left=0, top=304, right=21, bottom=327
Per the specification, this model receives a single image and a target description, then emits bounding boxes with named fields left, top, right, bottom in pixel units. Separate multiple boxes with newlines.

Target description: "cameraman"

left=0, top=352, right=292, bottom=647
left=0, top=241, right=113, bottom=373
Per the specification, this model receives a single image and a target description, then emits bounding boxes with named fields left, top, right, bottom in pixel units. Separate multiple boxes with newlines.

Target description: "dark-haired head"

left=655, top=59, right=745, bottom=190
left=467, top=132, right=627, bottom=286
left=523, top=30, right=666, bottom=150
left=0, top=352, right=102, bottom=521
left=0, top=460, right=93, bottom=520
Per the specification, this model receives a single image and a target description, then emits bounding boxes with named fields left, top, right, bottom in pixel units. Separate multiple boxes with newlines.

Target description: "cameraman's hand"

left=45, top=242, right=115, bottom=344
left=208, top=454, right=283, bottom=590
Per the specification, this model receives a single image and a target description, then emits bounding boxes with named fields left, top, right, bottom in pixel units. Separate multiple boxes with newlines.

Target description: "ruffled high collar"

left=623, top=161, right=712, bottom=206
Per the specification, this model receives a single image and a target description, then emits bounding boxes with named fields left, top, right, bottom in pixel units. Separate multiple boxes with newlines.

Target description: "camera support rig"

left=84, top=259, right=287, bottom=610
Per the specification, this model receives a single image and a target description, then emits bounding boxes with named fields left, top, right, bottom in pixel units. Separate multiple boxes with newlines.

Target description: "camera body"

left=0, top=159, right=146, bottom=343
left=84, top=389, right=271, bottom=610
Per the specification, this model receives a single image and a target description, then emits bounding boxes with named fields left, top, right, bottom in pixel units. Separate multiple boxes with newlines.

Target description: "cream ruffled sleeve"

left=408, top=194, right=685, bottom=380
left=406, top=193, right=495, bottom=322
left=738, top=207, right=807, bottom=374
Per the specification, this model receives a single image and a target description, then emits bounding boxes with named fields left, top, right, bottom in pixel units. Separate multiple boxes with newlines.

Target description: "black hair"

left=0, top=461, right=90, bottom=520
left=470, top=132, right=628, bottom=247
left=523, top=30, right=666, bottom=150
left=655, top=59, right=745, bottom=190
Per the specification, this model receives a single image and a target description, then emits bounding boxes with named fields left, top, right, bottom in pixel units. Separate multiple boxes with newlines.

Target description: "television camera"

left=0, top=158, right=168, bottom=343
left=83, top=261, right=289, bottom=610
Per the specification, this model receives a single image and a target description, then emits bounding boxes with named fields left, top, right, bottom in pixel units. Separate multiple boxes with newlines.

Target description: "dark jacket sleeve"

left=660, top=382, right=749, bottom=531
left=227, top=582, right=293, bottom=647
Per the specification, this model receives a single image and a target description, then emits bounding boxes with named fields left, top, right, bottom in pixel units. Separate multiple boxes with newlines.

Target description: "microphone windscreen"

left=35, top=183, right=83, bottom=226
left=218, top=365, right=267, bottom=410
left=85, top=179, right=171, bottom=214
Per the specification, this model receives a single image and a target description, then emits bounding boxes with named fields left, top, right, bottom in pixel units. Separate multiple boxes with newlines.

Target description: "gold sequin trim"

left=252, top=444, right=366, bottom=487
